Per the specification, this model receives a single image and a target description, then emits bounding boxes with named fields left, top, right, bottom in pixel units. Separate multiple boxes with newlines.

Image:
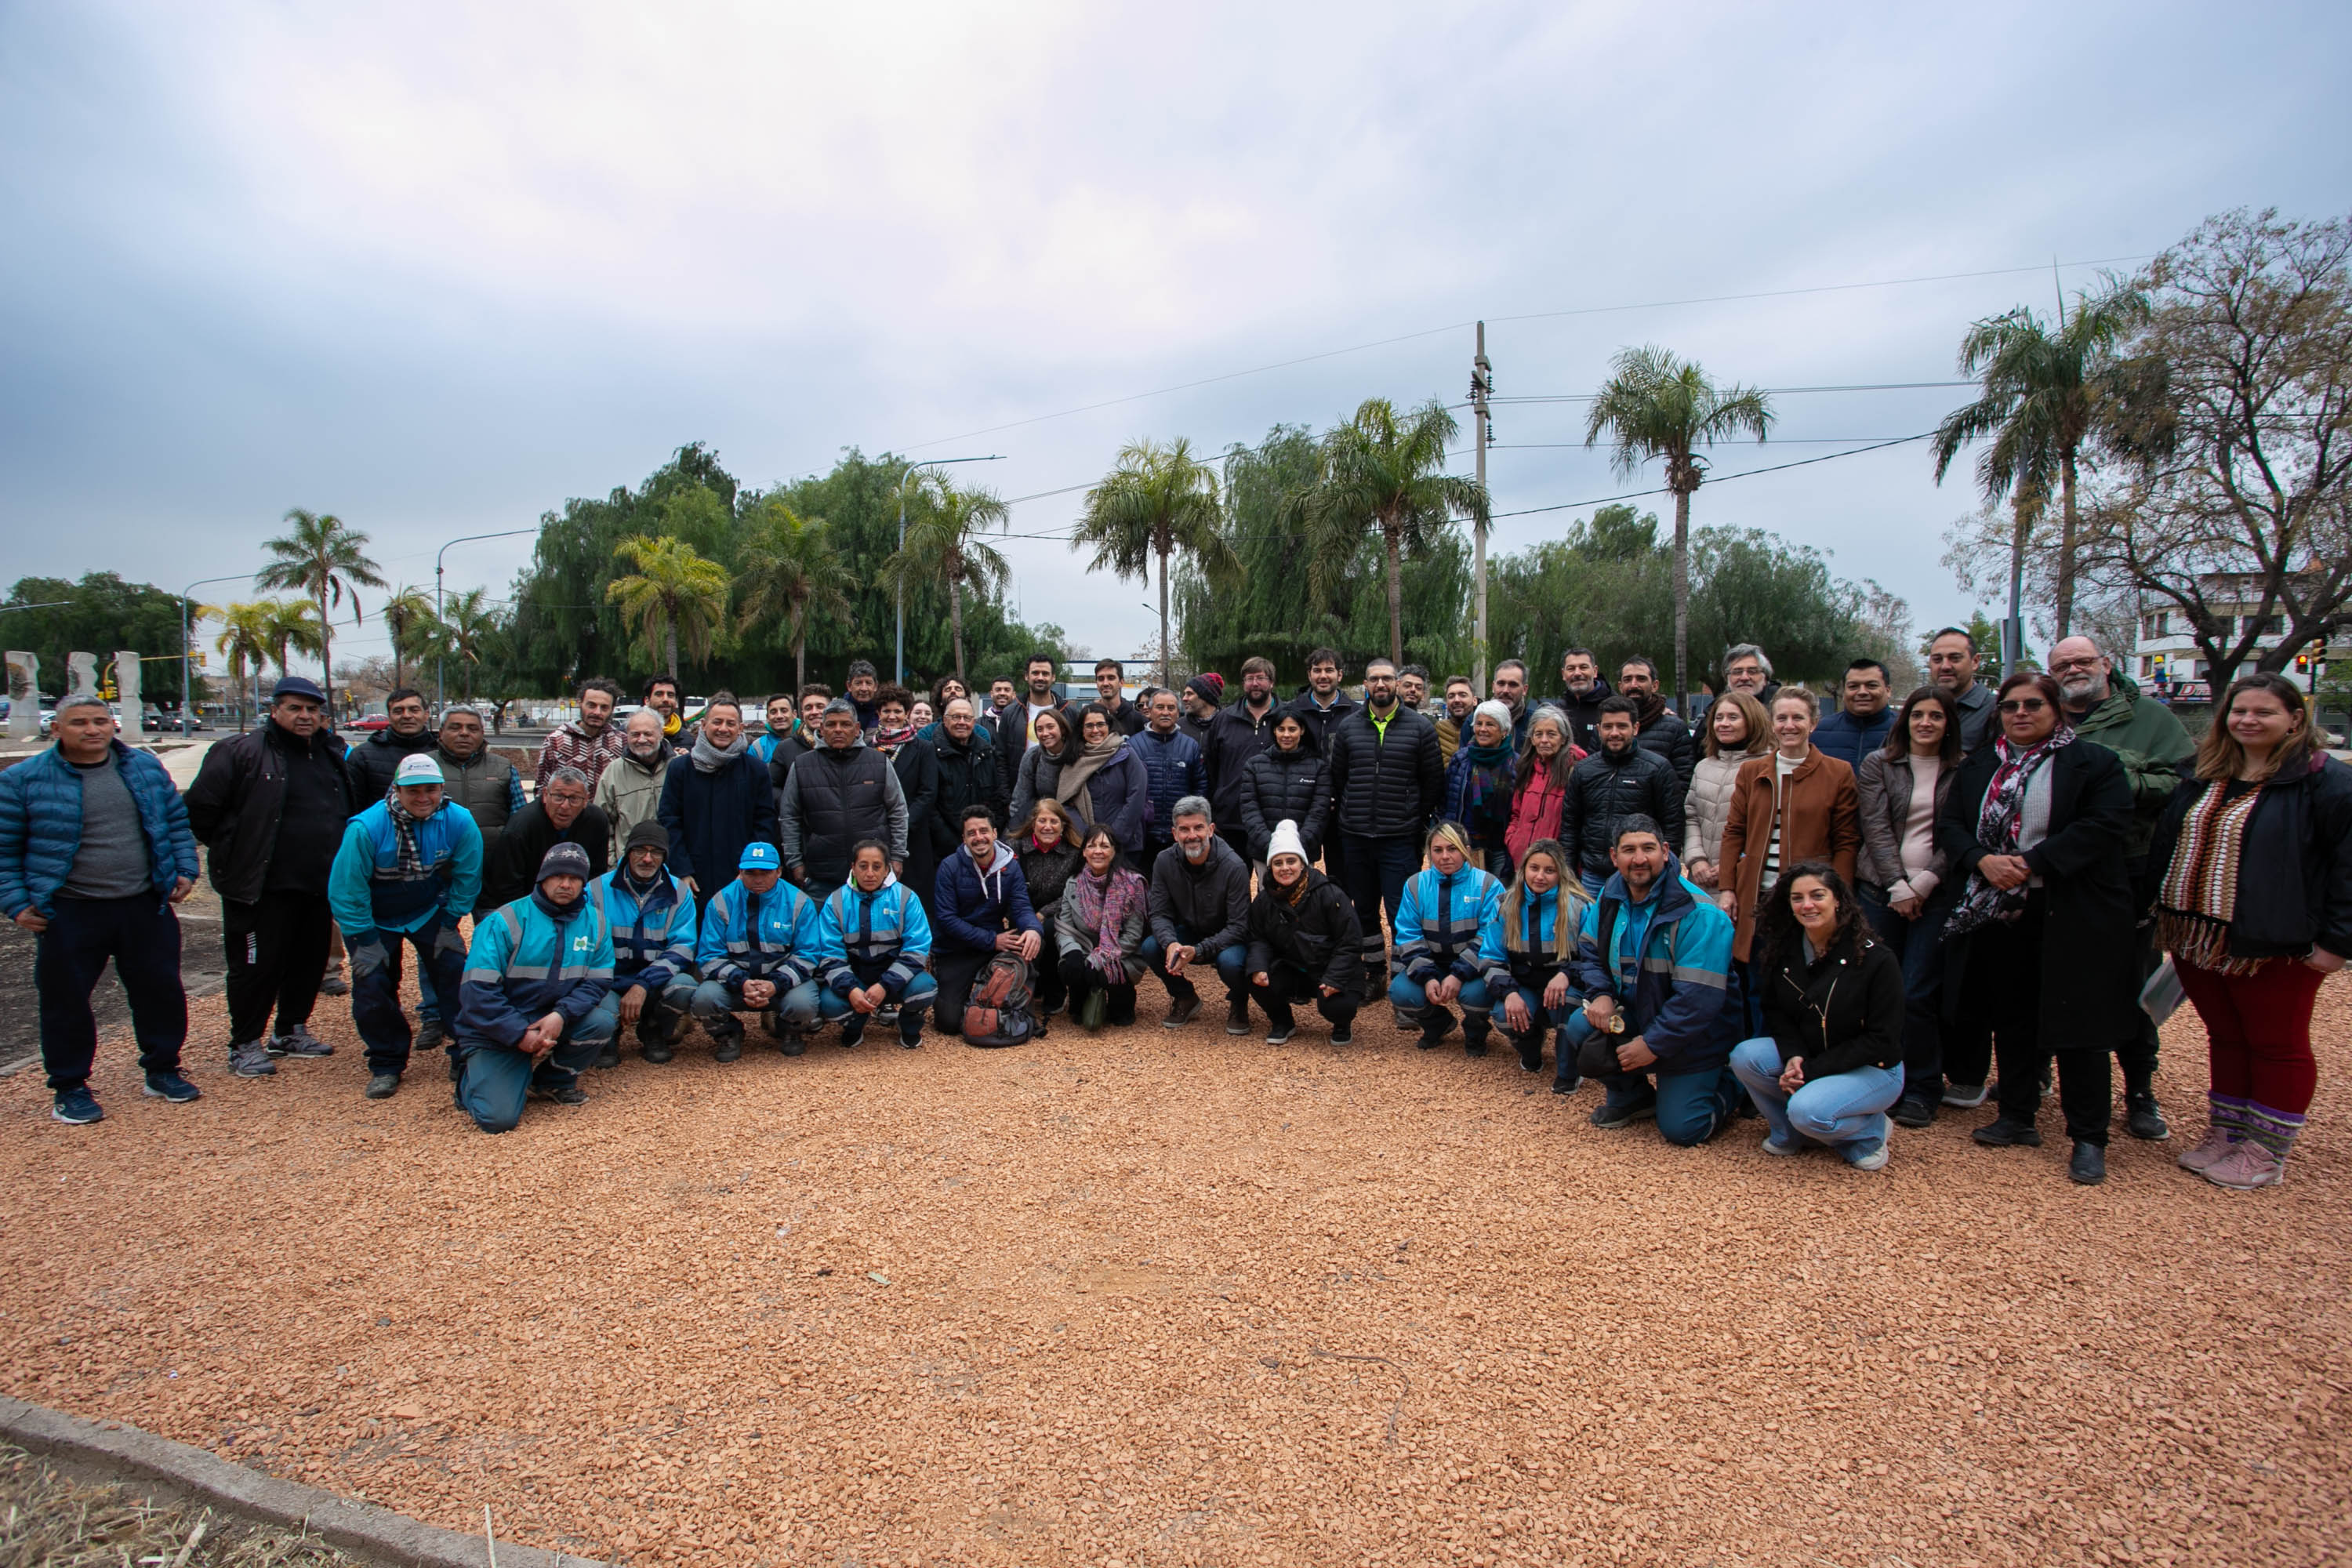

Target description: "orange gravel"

left=2, top=974, right=2347, bottom=1567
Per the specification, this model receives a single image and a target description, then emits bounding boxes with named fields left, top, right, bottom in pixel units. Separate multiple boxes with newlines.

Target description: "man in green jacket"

left=2052, top=636, right=2196, bottom=1142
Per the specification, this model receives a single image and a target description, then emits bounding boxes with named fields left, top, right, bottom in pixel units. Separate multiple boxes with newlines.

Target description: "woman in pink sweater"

left=1855, top=686, right=1963, bottom=1129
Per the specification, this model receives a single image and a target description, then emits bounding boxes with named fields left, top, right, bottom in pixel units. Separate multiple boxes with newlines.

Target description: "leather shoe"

left=2068, top=1140, right=2107, bottom=1185
left=1971, top=1116, right=2043, bottom=1148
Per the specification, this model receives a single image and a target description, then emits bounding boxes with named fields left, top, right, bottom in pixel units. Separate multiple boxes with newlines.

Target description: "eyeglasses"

left=2048, top=658, right=2102, bottom=674
left=1997, top=698, right=2049, bottom=713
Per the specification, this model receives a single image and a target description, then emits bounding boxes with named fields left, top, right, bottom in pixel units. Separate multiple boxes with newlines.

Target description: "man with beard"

left=594, top=707, right=673, bottom=855
left=1617, top=657, right=1695, bottom=790
left=658, top=693, right=779, bottom=912
left=535, top=678, right=625, bottom=790
left=927, top=699, right=1006, bottom=906
left=643, top=675, right=694, bottom=747
left=584, top=820, right=699, bottom=1065
left=1325, top=657, right=1443, bottom=992
left=1489, top=659, right=1534, bottom=751
left=1203, top=656, right=1280, bottom=867
left=1557, top=648, right=1612, bottom=757
left=1927, top=626, right=1998, bottom=754
left=1560, top=698, right=1686, bottom=897
left=1179, top=673, right=1223, bottom=746
left=1396, top=666, right=1430, bottom=713
left=1145, top=797, right=1254, bottom=1033
left=483, top=767, right=610, bottom=910
left=346, top=688, right=440, bottom=801
left=777, top=699, right=909, bottom=897
left=1434, top=675, right=1476, bottom=764
left=2051, top=633, right=2196, bottom=1141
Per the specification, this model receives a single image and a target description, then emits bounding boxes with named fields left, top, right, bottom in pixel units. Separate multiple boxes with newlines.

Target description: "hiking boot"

left=364, top=1073, right=401, bottom=1100
left=1971, top=1116, right=2042, bottom=1148
left=839, top=1015, right=868, bottom=1049
left=51, top=1086, right=103, bottom=1124
left=414, top=1017, right=447, bottom=1053
left=1551, top=1074, right=1581, bottom=1096
left=1462, top=1025, right=1490, bottom=1058
left=775, top=1032, right=806, bottom=1058
left=1512, top=1033, right=1544, bottom=1073
left=1843, top=1133, right=1891, bottom=1171
left=2202, top=1140, right=2284, bottom=1190
left=1940, top=1080, right=1989, bottom=1109
left=593, top=1041, right=621, bottom=1069
left=317, top=964, right=350, bottom=996
left=1265, top=1022, right=1297, bottom=1045
left=228, top=1039, right=278, bottom=1076
left=1161, top=993, right=1200, bottom=1029
left=2176, top=1127, right=2237, bottom=1173
left=142, top=1070, right=201, bottom=1103
left=2125, top=1092, right=2170, bottom=1142
left=1415, top=1014, right=1456, bottom=1051
left=1225, top=1000, right=1252, bottom=1036
left=641, top=1040, right=675, bottom=1064
left=269, top=1024, right=333, bottom=1058
left=1079, top=988, right=1108, bottom=1032
left=1891, top=1092, right=1938, bottom=1129
left=1590, top=1095, right=1657, bottom=1130
left=2067, top=1140, right=2107, bottom=1185
left=713, top=1033, right=745, bottom=1063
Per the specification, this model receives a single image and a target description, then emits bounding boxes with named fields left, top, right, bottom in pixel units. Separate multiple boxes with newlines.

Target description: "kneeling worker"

left=814, top=839, right=937, bottom=1047
left=329, top=751, right=484, bottom=1100
left=584, top=819, right=700, bottom=1065
left=454, top=842, right=617, bottom=1132
left=691, top=841, right=822, bottom=1056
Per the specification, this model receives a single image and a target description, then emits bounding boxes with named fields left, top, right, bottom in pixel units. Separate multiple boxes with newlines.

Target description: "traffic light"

left=2295, top=652, right=2311, bottom=676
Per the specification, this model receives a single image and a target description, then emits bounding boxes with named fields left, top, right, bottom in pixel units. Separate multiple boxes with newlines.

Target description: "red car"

left=346, top=714, right=394, bottom=732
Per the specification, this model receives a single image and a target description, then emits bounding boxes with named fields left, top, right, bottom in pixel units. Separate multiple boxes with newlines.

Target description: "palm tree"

left=1074, top=437, right=1240, bottom=687
left=735, top=499, right=857, bottom=693
left=1929, top=278, right=2148, bottom=640
left=212, top=601, right=277, bottom=729
left=877, top=477, right=1011, bottom=683
left=1584, top=347, right=1774, bottom=711
left=413, top=587, right=502, bottom=702
left=255, top=508, right=385, bottom=717
left=379, top=586, right=435, bottom=690
left=606, top=535, right=730, bottom=682
left=262, top=599, right=325, bottom=710
left=1290, top=398, right=1488, bottom=668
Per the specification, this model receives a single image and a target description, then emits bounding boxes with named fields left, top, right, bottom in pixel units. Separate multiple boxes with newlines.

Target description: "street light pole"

left=894, top=455, right=1007, bottom=685
left=181, top=573, right=252, bottom=732
left=434, top=527, right=539, bottom=707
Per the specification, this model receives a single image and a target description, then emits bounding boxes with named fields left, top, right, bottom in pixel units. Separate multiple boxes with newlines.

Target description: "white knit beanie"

left=1268, top=819, right=1308, bottom=864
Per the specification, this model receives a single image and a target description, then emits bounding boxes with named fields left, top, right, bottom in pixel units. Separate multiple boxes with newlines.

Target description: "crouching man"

left=691, top=840, right=822, bottom=1057
left=815, top=840, right=937, bottom=1048
left=1565, top=815, right=1743, bottom=1145
left=453, top=843, right=616, bottom=1132
left=330, top=752, right=485, bottom=1100
left=584, top=819, right=700, bottom=1065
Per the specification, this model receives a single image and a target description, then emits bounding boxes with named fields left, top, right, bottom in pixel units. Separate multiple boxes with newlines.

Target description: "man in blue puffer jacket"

left=813, top=838, right=936, bottom=1048
left=692, top=840, right=822, bottom=1057
left=1566, top=814, right=1744, bottom=1146
left=583, top=818, right=699, bottom=1066
left=328, top=752, right=485, bottom=1101
left=0, top=694, right=202, bottom=1124
left=455, top=841, right=616, bottom=1132
left=1131, top=689, right=1206, bottom=877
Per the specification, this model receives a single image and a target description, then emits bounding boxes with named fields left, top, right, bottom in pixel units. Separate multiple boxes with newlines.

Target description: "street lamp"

left=181, top=573, right=253, bottom=732
left=894, top=455, right=1006, bottom=684
left=435, top=527, right=539, bottom=707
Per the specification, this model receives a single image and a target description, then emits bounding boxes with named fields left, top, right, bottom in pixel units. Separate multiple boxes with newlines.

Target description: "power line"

left=1485, top=433, right=1937, bottom=521
left=1489, top=380, right=1975, bottom=405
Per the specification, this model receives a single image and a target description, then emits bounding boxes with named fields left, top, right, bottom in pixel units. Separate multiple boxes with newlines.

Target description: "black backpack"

left=960, top=953, right=1036, bottom=1048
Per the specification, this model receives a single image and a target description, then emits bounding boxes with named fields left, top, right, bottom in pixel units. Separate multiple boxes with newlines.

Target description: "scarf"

left=1447, top=739, right=1513, bottom=835
left=691, top=731, right=747, bottom=774
left=1055, top=735, right=1120, bottom=815
left=1944, top=724, right=2075, bottom=939
left=383, top=786, right=430, bottom=877
left=872, top=723, right=916, bottom=758
left=2158, top=780, right=2267, bottom=975
left=1070, top=864, right=1146, bottom=981
left=661, top=711, right=682, bottom=739
left=530, top=886, right=581, bottom=923
left=1629, top=691, right=1667, bottom=731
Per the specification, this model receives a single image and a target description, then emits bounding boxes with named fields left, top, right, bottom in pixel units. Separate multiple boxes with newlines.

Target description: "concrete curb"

left=0, top=1396, right=609, bottom=1566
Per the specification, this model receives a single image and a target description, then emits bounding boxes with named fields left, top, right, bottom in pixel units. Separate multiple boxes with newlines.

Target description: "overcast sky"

left=4, top=1, right=2347, bottom=674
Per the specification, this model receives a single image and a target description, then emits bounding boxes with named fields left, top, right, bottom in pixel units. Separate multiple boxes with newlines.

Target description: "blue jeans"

left=1142, top=929, right=1247, bottom=1004
left=455, top=1009, right=615, bottom=1134
left=1565, top=1011, right=1742, bottom=1145
left=349, top=914, right=467, bottom=1076
left=1387, top=972, right=1494, bottom=1039
left=1730, top=1035, right=1904, bottom=1149
left=1860, top=885, right=1947, bottom=1098
left=691, top=976, right=823, bottom=1033
left=1340, top=833, right=1420, bottom=981
left=816, top=971, right=938, bottom=1018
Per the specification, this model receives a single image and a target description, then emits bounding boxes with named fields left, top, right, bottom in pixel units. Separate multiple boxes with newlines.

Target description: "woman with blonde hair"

left=1682, top=690, right=1770, bottom=891
left=1495, top=838, right=1590, bottom=1083
left=1388, top=820, right=1510, bottom=1054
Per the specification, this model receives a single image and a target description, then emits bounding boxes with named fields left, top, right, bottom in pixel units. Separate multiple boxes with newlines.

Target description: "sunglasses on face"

left=1998, top=698, right=2049, bottom=714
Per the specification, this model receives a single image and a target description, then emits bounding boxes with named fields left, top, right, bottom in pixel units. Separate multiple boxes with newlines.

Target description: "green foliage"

left=255, top=507, right=385, bottom=707
left=734, top=499, right=856, bottom=691
left=1074, top=437, right=1236, bottom=685
left=1, top=574, right=193, bottom=697
left=607, top=535, right=731, bottom=680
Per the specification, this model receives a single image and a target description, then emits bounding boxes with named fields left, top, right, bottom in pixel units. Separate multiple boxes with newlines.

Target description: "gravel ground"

left=2, top=971, right=2346, bottom=1567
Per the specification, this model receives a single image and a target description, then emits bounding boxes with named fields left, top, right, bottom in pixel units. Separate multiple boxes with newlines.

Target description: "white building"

left=2129, top=572, right=2346, bottom=709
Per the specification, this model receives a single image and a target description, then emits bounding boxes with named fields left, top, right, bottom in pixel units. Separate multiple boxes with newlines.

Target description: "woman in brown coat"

left=1715, top=687, right=1862, bottom=966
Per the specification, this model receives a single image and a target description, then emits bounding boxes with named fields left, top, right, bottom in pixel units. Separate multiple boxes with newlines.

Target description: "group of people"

left=4, top=632, right=2343, bottom=1186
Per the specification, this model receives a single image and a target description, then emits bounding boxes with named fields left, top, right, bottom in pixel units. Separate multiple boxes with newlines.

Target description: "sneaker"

left=1416, top=1014, right=1457, bottom=1051
left=775, top=1033, right=806, bottom=1058
left=1940, top=1081, right=1990, bottom=1109
left=1265, top=1023, right=1297, bottom=1045
left=142, top=1070, right=201, bottom=1103
left=1761, top=1131, right=1802, bottom=1156
left=364, top=1073, right=401, bottom=1100
left=2202, top=1140, right=2284, bottom=1190
left=414, top=1017, right=447, bottom=1053
left=1225, top=1000, right=1252, bottom=1036
left=317, top=965, right=350, bottom=996
left=2177, top=1127, right=2238, bottom=1173
left=2125, top=1093, right=2170, bottom=1142
left=1551, top=1074, right=1581, bottom=1096
left=1329, top=1022, right=1352, bottom=1045
left=1161, top=993, right=1200, bottom=1029
left=875, top=1004, right=900, bottom=1026
left=1971, top=1116, right=2042, bottom=1147
left=641, top=1040, right=675, bottom=1064
left=593, top=1041, right=621, bottom=1070
left=713, top=1035, right=745, bottom=1063
left=898, top=1018, right=923, bottom=1049
left=51, top=1086, right=103, bottom=1124
left=1589, top=1096, right=1657, bottom=1130
left=269, top=1024, right=334, bottom=1058
left=228, top=1039, right=278, bottom=1076
left=840, top=1016, right=868, bottom=1049
left=2067, top=1140, right=2107, bottom=1185
left=1891, top=1092, right=1937, bottom=1129
left=1512, top=1035, right=1544, bottom=1073
left=1842, top=1134, right=1890, bottom=1171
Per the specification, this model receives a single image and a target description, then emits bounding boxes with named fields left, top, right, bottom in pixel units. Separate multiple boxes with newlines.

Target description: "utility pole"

left=434, top=527, right=538, bottom=708
left=1470, top=322, right=1494, bottom=693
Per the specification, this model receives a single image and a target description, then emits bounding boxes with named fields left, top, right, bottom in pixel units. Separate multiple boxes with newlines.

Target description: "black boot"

left=2125, top=1083, right=2170, bottom=1141
left=1509, top=1030, right=1544, bottom=1073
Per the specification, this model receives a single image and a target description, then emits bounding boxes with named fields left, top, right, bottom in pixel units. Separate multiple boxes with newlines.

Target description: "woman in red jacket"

left=1504, top=707, right=1579, bottom=875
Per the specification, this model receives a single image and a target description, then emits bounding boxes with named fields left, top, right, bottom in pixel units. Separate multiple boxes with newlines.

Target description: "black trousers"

left=1058, top=949, right=1138, bottom=1025
left=1248, top=967, right=1358, bottom=1033
left=1032, top=924, right=1065, bottom=1011
left=36, top=894, right=186, bottom=1091
left=222, top=890, right=332, bottom=1043
left=2117, top=857, right=2161, bottom=1094
left=931, top=946, right=994, bottom=1035
left=1980, top=898, right=2112, bottom=1145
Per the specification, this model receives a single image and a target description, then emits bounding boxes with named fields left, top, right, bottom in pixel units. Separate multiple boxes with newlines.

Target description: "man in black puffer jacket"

left=777, top=700, right=908, bottom=898
left=1561, top=696, right=1686, bottom=895
left=1618, top=657, right=1696, bottom=790
left=1326, top=657, right=1443, bottom=989
left=344, top=688, right=441, bottom=804
left=928, top=699, right=1007, bottom=869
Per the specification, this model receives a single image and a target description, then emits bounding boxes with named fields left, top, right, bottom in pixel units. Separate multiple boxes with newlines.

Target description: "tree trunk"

left=1385, top=517, right=1406, bottom=668
left=665, top=616, right=679, bottom=682
left=1157, top=538, right=1172, bottom=689
left=2056, top=448, right=2079, bottom=637
left=793, top=624, right=808, bottom=695
left=318, top=588, right=334, bottom=720
left=950, top=581, right=967, bottom=683
left=1671, top=486, right=1692, bottom=714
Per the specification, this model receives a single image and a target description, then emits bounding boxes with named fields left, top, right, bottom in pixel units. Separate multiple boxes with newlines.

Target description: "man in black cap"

left=454, top=840, right=616, bottom=1132
left=182, top=675, right=355, bottom=1076
left=583, top=819, right=701, bottom=1065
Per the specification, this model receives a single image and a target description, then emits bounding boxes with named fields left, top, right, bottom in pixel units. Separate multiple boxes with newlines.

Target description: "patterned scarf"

left=1943, top=724, right=2074, bottom=939
left=1446, top=741, right=1514, bottom=833
left=1070, top=864, right=1146, bottom=981
left=871, top=723, right=916, bottom=758
left=382, top=786, right=429, bottom=877
left=2158, top=780, right=2267, bottom=975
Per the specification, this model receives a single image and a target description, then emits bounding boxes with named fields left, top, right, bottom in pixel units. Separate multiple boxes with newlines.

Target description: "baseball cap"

left=393, top=753, right=445, bottom=786
left=738, top=842, right=782, bottom=871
